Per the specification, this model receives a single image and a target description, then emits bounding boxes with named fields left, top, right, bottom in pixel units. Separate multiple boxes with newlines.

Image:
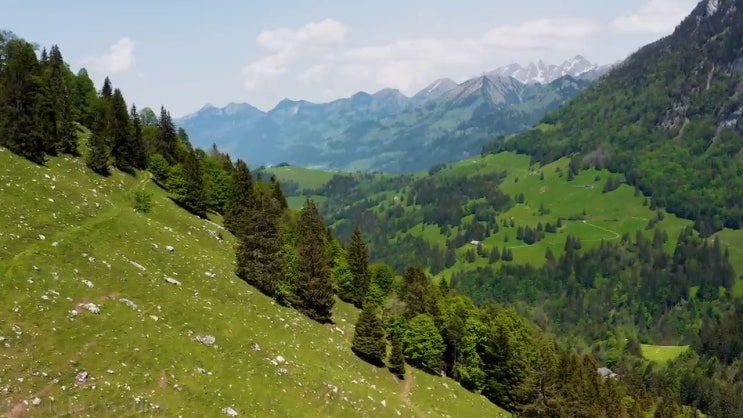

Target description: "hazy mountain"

left=177, top=72, right=593, bottom=173
left=486, top=55, right=613, bottom=84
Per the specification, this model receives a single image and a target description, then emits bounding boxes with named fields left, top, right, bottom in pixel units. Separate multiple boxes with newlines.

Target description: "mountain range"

left=177, top=57, right=606, bottom=173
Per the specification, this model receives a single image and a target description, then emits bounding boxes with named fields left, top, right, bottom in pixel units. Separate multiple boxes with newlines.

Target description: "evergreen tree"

left=402, top=266, right=435, bottom=318
left=129, top=105, right=148, bottom=169
left=47, top=45, right=77, bottom=155
left=0, top=39, right=44, bottom=162
left=224, top=159, right=254, bottom=234
left=110, top=88, right=134, bottom=172
left=388, top=334, right=406, bottom=378
left=347, top=225, right=371, bottom=308
left=235, top=186, right=284, bottom=296
left=352, top=303, right=387, bottom=366
left=178, top=149, right=207, bottom=217
left=295, top=199, right=334, bottom=323
left=269, top=176, right=288, bottom=209
left=86, top=107, right=111, bottom=175
left=157, top=106, right=178, bottom=164
left=101, top=77, right=113, bottom=100
left=72, top=68, right=97, bottom=127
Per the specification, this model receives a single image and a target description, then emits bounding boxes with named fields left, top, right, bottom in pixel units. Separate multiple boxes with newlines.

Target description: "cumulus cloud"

left=242, top=19, right=346, bottom=89
left=612, top=0, right=698, bottom=34
left=80, top=37, right=135, bottom=74
left=482, top=18, right=599, bottom=50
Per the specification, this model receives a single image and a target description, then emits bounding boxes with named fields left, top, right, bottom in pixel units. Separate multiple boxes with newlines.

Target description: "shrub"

left=133, top=190, right=153, bottom=213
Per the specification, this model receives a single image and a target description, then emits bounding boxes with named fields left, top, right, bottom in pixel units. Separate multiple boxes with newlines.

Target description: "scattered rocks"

left=194, top=335, right=216, bottom=346
left=78, top=303, right=100, bottom=314
left=165, top=277, right=181, bottom=286
left=51, top=241, right=59, bottom=247
left=70, top=310, right=78, bottom=317
left=222, top=406, right=238, bottom=417
left=250, top=343, right=261, bottom=351
left=81, top=279, right=94, bottom=288
left=205, top=271, right=217, bottom=279
left=275, top=355, right=286, bottom=364
left=277, top=368, right=288, bottom=376
left=32, top=265, right=40, bottom=272
left=119, top=298, right=138, bottom=310
left=38, top=234, right=45, bottom=240
left=381, top=400, right=386, bottom=407
left=166, top=245, right=175, bottom=253
left=32, top=397, right=41, bottom=406
left=150, top=315, right=159, bottom=322
left=127, top=259, right=147, bottom=272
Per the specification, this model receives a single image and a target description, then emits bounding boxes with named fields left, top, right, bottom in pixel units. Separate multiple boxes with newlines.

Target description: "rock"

left=78, top=303, right=100, bottom=314
left=165, top=277, right=182, bottom=286
left=81, top=279, right=94, bottom=288
left=88, top=256, right=95, bottom=263
left=119, top=298, right=138, bottom=310
left=250, top=343, right=261, bottom=351
left=195, top=335, right=216, bottom=346
left=275, top=355, right=286, bottom=364
left=222, top=407, right=238, bottom=417
left=51, top=241, right=59, bottom=247
left=166, top=245, right=175, bottom=253
left=38, top=234, right=45, bottom=240
left=205, top=271, right=217, bottom=279
left=128, top=260, right=146, bottom=272
left=106, top=369, right=115, bottom=374
left=277, top=368, right=288, bottom=376
left=70, top=310, right=78, bottom=317
left=32, top=397, right=41, bottom=406
left=150, top=315, right=159, bottom=322
left=75, top=371, right=88, bottom=385
left=381, top=400, right=386, bottom=407
left=32, top=265, right=40, bottom=272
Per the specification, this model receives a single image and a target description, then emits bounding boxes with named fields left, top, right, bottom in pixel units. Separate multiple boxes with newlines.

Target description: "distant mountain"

left=177, top=68, right=595, bottom=173
left=491, top=0, right=743, bottom=235
left=486, top=55, right=612, bottom=84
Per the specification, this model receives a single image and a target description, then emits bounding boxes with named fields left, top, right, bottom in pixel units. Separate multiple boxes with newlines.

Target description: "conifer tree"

left=352, top=303, right=387, bottom=366
left=224, top=159, right=254, bottom=234
left=86, top=116, right=111, bottom=175
left=269, top=176, right=288, bottom=209
left=157, top=106, right=178, bottom=164
left=235, top=187, right=284, bottom=296
left=295, top=199, right=334, bottom=323
left=47, top=45, right=77, bottom=155
left=347, top=225, right=371, bottom=308
left=179, top=149, right=207, bottom=217
left=388, top=334, right=406, bottom=378
left=101, top=77, right=113, bottom=100
left=72, top=68, right=97, bottom=127
left=110, top=88, right=134, bottom=172
left=0, top=39, right=45, bottom=162
left=129, top=105, right=148, bottom=169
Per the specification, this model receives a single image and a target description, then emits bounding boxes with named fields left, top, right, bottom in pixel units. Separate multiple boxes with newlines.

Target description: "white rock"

left=250, top=343, right=261, bottom=351
left=150, top=315, right=159, bottom=322
left=78, top=303, right=100, bottom=314
left=81, top=279, right=94, bottom=288
left=195, top=335, right=216, bottom=346
left=75, top=371, right=88, bottom=385
left=120, top=298, right=138, bottom=310
left=381, top=400, right=386, bottom=407
left=70, top=310, right=78, bottom=317
left=222, top=407, right=238, bottom=417
left=51, top=241, right=59, bottom=247
left=32, top=397, right=41, bottom=406
left=166, top=245, right=175, bottom=253
left=38, top=234, right=45, bottom=240
left=275, top=355, right=286, bottom=364
left=165, top=277, right=181, bottom=286
left=205, top=271, right=217, bottom=279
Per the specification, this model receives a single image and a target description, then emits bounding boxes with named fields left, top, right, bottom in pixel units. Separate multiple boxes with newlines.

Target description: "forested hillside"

left=488, top=0, right=743, bottom=236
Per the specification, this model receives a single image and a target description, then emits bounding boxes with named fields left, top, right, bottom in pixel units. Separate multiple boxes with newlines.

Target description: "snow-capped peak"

left=486, top=55, right=600, bottom=85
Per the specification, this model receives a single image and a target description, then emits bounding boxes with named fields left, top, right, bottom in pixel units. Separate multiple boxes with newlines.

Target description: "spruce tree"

left=157, top=106, right=178, bottom=164
left=110, top=88, right=134, bottom=172
left=388, top=334, right=406, bottom=378
left=352, top=303, right=386, bottom=366
left=235, top=187, right=284, bottom=296
left=295, top=199, right=334, bottom=323
left=48, top=45, right=77, bottom=155
left=224, top=159, right=254, bottom=234
left=347, top=225, right=370, bottom=308
left=86, top=123, right=111, bottom=175
left=269, top=176, right=288, bottom=210
left=129, top=105, right=148, bottom=169
left=0, top=39, right=45, bottom=162
left=73, top=68, right=97, bottom=127
left=179, top=149, right=207, bottom=217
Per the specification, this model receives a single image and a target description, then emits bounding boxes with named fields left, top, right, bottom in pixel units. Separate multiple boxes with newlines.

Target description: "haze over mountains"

left=177, top=56, right=607, bottom=173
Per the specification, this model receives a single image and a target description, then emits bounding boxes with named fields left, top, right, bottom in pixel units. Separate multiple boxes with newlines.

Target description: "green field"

left=641, top=345, right=690, bottom=364
left=0, top=147, right=508, bottom=417
left=265, top=165, right=338, bottom=190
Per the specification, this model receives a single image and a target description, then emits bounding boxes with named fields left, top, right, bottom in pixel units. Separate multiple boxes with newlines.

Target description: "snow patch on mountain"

left=486, top=55, right=600, bottom=85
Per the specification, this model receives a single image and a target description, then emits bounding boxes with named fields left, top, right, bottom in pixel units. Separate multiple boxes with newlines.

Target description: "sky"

left=3, top=0, right=700, bottom=116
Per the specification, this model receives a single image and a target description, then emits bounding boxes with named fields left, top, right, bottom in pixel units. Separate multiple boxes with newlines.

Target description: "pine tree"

left=47, top=45, right=77, bottom=155
left=235, top=187, right=284, bottom=296
left=129, top=105, right=148, bottom=169
left=86, top=117, right=111, bottom=174
left=110, top=88, right=134, bottom=172
left=352, top=303, right=387, bottom=366
left=224, top=159, right=254, bottom=234
left=295, top=199, right=334, bottom=323
left=179, top=149, right=207, bottom=217
left=157, top=106, right=178, bottom=164
left=0, top=39, right=45, bottom=162
left=72, top=68, right=97, bottom=127
left=388, top=334, right=406, bottom=378
left=269, top=176, right=288, bottom=209
left=101, top=77, right=113, bottom=100
left=347, top=225, right=371, bottom=308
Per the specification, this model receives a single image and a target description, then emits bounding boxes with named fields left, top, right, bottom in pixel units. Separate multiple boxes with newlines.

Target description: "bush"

left=133, top=190, right=153, bottom=213
left=149, top=153, right=170, bottom=185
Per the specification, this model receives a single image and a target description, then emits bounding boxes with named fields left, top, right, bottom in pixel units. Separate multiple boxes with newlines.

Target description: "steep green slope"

left=0, top=148, right=507, bottom=417
left=491, top=0, right=743, bottom=236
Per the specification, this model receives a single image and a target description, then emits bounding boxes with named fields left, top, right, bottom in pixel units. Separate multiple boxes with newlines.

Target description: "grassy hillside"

left=641, top=345, right=689, bottom=364
left=264, top=165, right=337, bottom=190
left=0, top=147, right=507, bottom=417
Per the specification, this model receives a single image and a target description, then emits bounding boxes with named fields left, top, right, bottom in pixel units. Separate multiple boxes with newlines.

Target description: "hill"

left=177, top=75, right=590, bottom=173
left=490, top=0, right=743, bottom=236
left=0, top=147, right=508, bottom=417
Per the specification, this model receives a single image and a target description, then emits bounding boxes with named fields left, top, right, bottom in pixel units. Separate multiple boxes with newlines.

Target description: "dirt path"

left=580, top=220, right=621, bottom=242
left=398, top=367, right=427, bottom=418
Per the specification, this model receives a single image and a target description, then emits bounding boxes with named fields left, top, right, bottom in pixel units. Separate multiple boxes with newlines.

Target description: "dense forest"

left=485, top=0, right=743, bottom=236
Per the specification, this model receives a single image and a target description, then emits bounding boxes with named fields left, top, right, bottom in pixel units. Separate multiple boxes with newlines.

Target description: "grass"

left=0, top=147, right=508, bottom=417
left=712, top=228, right=743, bottom=297
left=641, top=344, right=689, bottom=364
left=265, top=165, right=337, bottom=190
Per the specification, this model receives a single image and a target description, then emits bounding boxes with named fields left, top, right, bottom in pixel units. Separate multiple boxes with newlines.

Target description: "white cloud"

left=482, top=18, right=599, bottom=50
left=80, top=37, right=135, bottom=74
left=298, top=64, right=327, bottom=82
left=242, top=19, right=346, bottom=89
left=612, top=0, right=698, bottom=34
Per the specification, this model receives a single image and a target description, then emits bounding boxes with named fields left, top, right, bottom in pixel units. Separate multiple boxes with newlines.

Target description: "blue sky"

left=4, top=0, right=700, bottom=116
